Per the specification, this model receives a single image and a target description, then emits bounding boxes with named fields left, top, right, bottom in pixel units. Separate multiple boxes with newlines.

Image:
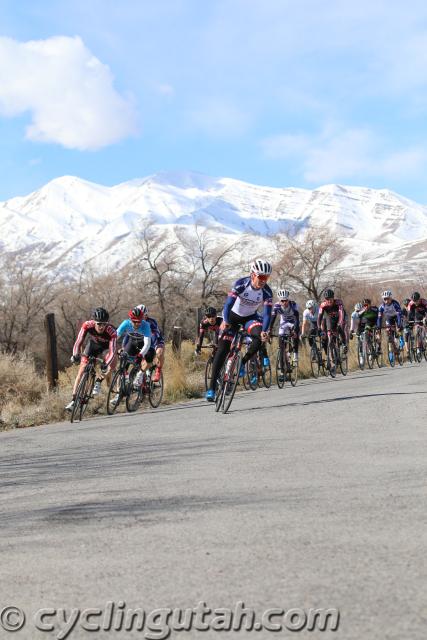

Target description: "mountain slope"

left=1, top=171, right=426, bottom=280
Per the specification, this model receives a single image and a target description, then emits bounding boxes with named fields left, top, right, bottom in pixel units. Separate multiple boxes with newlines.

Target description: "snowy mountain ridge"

left=1, top=171, right=426, bottom=282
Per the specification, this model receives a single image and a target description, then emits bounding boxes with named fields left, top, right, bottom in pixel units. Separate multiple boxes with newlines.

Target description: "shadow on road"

left=229, top=390, right=427, bottom=415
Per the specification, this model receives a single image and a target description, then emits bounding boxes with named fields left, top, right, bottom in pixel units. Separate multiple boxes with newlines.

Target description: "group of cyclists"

left=66, top=255, right=426, bottom=414
left=195, top=259, right=426, bottom=403
left=65, top=304, right=165, bottom=412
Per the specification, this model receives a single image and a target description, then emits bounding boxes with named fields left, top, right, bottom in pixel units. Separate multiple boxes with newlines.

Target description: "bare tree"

left=133, top=227, right=188, bottom=334
left=0, top=254, right=59, bottom=352
left=275, top=227, right=349, bottom=301
left=176, top=225, right=240, bottom=305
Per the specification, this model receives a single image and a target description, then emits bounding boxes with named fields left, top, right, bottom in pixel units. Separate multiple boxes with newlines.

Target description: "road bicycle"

left=106, top=351, right=131, bottom=415
left=386, top=325, right=403, bottom=367
left=356, top=327, right=382, bottom=370
left=126, top=361, right=164, bottom=412
left=308, top=332, right=326, bottom=378
left=275, top=333, right=298, bottom=389
left=214, top=328, right=246, bottom=414
left=70, top=356, right=104, bottom=423
left=325, top=330, right=348, bottom=378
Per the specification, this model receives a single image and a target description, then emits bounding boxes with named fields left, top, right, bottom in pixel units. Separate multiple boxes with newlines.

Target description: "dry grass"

left=0, top=335, right=389, bottom=431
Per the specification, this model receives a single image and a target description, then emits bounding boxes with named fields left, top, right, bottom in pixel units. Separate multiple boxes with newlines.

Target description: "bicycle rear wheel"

left=222, top=353, right=242, bottom=414
left=149, top=370, right=163, bottom=408
left=290, top=360, right=298, bottom=386
left=107, top=370, right=124, bottom=415
left=357, top=339, right=365, bottom=370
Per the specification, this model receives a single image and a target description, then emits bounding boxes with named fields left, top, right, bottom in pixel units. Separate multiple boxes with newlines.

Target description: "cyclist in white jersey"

left=206, top=259, right=273, bottom=401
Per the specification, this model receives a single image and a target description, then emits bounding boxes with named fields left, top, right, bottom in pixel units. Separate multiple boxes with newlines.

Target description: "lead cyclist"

left=205, top=259, right=273, bottom=402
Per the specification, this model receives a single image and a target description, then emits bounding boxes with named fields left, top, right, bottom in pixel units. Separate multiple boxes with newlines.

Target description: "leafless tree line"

left=0, top=224, right=417, bottom=368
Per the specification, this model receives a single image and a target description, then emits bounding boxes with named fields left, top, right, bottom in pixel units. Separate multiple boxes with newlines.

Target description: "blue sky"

left=1, top=0, right=427, bottom=202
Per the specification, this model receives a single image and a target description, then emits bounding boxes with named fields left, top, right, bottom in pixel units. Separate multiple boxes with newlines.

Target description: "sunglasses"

left=254, top=274, right=270, bottom=282
left=95, top=321, right=107, bottom=326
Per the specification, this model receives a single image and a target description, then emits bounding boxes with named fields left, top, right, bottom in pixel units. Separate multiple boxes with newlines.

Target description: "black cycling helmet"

left=324, top=288, right=334, bottom=299
left=92, top=307, right=109, bottom=322
left=403, top=298, right=410, bottom=306
left=412, top=291, right=421, bottom=301
left=362, top=298, right=371, bottom=306
left=205, top=306, right=217, bottom=317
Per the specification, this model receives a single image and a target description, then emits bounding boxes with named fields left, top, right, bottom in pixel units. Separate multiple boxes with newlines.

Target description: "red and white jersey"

left=73, top=320, right=117, bottom=366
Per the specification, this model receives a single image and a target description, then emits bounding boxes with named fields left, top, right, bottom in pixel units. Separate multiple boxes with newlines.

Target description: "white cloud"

left=0, top=35, right=137, bottom=150
left=261, top=125, right=427, bottom=184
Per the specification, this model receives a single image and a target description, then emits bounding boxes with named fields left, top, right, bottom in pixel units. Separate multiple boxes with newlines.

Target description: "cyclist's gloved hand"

left=349, top=331, right=354, bottom=340
left=195, top=346, right=201, bottom=355
left=71, top=354, right=81, bottom=365
left=101, top=363, right=109, bottom=374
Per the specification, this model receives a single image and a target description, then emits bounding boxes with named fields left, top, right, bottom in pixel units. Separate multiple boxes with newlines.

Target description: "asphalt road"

left=0, top=364, right=426, bottom=640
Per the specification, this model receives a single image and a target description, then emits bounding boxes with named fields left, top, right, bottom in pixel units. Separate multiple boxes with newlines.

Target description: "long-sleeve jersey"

left=358, top=306, right=379, bottom=329
left=116, top=318, right=152, bottom=356
left=73, top=320, right=117, bottom=366
left=377, top=300, right=402, bottom=328
left=317, top=299, right=344, bottom=329
left=147, top=317, right=165, bottom=348
left=223, top=276, right=273, bottom=331
left=196, top=316, right=222, bottom=349
left=407, top=299, right=427, bottom=321
left=270, top=301, right=300, bottom=335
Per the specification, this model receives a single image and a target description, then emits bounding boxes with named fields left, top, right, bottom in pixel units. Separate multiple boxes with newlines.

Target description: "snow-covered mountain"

left=1, top=170, right=427, bottom=282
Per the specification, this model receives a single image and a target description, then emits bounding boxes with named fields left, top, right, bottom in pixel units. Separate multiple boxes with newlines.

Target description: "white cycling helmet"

left=136, top=304, right=149, bottom=315
left=382, top=290, right=392, bottom=299
left=277, top=289, right=290, bottom=300
left=250, top=259, right=272, bottom=276
left=354, top=302, right=363, bottom=312
left=306, top=299, right=315, bottom=309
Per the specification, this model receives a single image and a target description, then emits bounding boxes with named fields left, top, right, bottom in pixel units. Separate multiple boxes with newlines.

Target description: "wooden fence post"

left=45, top=313, right=58, bottom=390
left=172, top=326, right=182, bottom=355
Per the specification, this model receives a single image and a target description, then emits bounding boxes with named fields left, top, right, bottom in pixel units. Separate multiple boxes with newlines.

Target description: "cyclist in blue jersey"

left=116, top=307, right=153, bottom=391
left=136, top=304, right=165, bottom=382
left=377, top=290, right=402, bottom=331
left=206, top=259, right=273, bottom=401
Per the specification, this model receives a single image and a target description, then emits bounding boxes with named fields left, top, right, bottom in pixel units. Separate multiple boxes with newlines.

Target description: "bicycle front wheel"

left=107, top=370, right=124, bottom=415
left=222, top=353, right=242, bottom=414
left=310, top=345, right=320, bottom=378
left=204, top=356, right=213, bottom=391
left=339, top=345, right=348, bottom=376
left=275, top=348, right=285, bottom=388
left=246, top=356, right=258, bottom=390
left=126, top=366, right=143, bottom=412
left=327, top=341, right=338, bottom=378
left=290, top=361, right=298, bottom=386
left=262, top=359, right=272, bottom=388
